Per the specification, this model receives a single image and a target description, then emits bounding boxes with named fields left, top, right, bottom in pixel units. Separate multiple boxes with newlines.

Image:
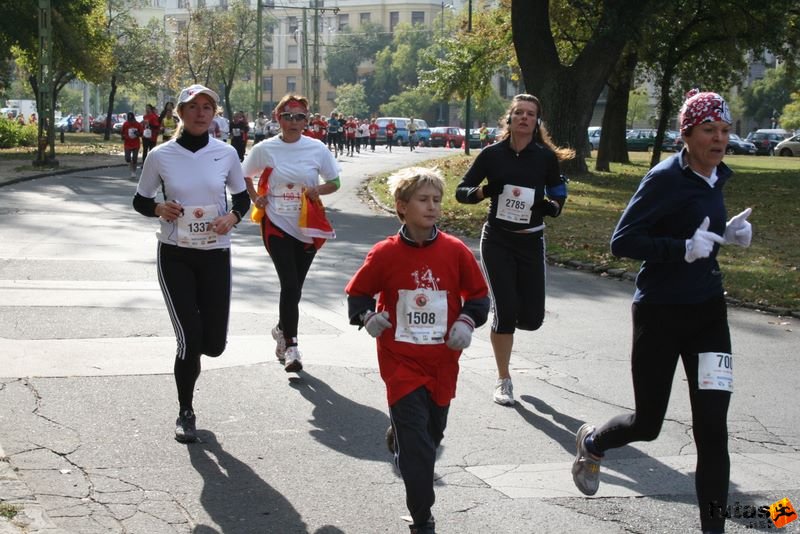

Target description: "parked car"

left=775, top=134, right=800, bottom=157
left=587, top=126, right=601, bottom=150
left=725, top=133, right=757, bottom=155
left=625, top=128, right=678, bottom=152
left=429, top=126, right=464, bottom=148
left=661, top=130, right=681, bottom=152
left=375, top=117, right=431, bottom=146
left=109, top=115, right=143, bottom=135
left=55, top=115, right=78, bottom=132
left=91, top=114, right=116, bottom=133
left=745, top=129, right=793, bottom=155
left=463, top=127, right=497, bottom=148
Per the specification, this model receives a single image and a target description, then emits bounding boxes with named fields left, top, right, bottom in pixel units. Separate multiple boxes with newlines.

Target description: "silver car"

left=775, top=134, right=800, bottom=157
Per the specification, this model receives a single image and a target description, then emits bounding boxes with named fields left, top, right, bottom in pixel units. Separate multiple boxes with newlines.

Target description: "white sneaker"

left=493, top=378, right=514, bottom=406
left=284, top=346, right=303, bottom=372
left=271, top=325, right=286, bottom=363
left=130, top=171, right=136, bottom=178
left=572, top=423, right=602, bottom=495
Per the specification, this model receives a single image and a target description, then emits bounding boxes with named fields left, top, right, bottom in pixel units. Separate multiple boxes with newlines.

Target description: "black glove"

left=533, top=198, right=561, bottom=217
left=481, top=181, right=504, bottom=198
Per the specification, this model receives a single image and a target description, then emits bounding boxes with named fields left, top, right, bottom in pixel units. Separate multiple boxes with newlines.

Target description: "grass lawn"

left=369, top=151, right=800, bottom=313
left=0, top=132, right=123, bottom=159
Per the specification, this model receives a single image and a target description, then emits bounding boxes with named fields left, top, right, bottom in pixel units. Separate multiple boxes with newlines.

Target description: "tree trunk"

left=511, top=0, right=656, bottom=175
left=104, top=74, right=117, bottom=141
left=649, top=62, right=676, bottom=168
left=596, top=48, right=637, bottom=171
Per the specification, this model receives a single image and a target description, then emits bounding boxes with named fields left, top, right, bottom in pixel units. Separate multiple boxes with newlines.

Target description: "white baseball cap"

left=177, top=84, right=219, bottom=106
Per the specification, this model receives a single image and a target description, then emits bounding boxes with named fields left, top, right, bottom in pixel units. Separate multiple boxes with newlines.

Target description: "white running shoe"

left=572, top=423, right=602, bottom=495
left=493, top=378, right=515, bottom=406
left=271, top=325, right=286, bottom=363
left=284, top=346, right=303, bottom=372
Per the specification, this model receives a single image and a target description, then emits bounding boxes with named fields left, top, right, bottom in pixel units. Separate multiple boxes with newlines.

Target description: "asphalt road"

left=0, top=145, right=798, bottom=534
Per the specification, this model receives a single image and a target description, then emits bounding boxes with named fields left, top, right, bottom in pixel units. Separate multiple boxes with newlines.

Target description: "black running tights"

left=157, top=243, right=231, bottom=411
left=265, top=232, right=316, bottom=342
left=592, top=297, right=732, bottom=532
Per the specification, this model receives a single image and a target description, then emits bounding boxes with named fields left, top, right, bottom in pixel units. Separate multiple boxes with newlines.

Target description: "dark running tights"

left=592, top=297, right=732, bottom=532
left=264, top=231, right=316, bottom=342
left=157, top=243, right=231, bottom=412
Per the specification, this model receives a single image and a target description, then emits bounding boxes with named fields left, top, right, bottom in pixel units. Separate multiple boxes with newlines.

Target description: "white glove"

left=685, top=216, right=725, bottom=263
left=446, top=314, right=476, bottom=350
left=363, top=311, right=391, bottom=338
left=723, top=207, right=752, bottom=247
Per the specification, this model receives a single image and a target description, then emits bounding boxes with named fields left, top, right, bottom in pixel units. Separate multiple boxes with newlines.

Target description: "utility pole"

left=312, top=0, right=320, bottom=112
left=302, top=9, right=310, bottom=98
left=463, top=0, right=472, bottom=155
left=35, top=0, right=57, bottom=167
left=254, top=0, right=263, bottom=115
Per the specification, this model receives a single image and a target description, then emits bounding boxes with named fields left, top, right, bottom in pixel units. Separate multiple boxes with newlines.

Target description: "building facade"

left=135, top=0, right=469, bottom=116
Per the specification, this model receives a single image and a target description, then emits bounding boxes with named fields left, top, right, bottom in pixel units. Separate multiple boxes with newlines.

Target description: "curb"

left=0, top=163, right=127, bottom=188
left=0, top=445, right=66, bottom=534
left=365, top=181, right=800, bottom=320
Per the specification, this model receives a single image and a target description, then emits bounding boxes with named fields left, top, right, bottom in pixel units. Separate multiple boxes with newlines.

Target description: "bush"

left=0, top=117, right=38, bottom=148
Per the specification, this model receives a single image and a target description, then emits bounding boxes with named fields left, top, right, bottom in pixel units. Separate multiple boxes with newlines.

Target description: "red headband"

left=679, top=90, right=732, bottom=134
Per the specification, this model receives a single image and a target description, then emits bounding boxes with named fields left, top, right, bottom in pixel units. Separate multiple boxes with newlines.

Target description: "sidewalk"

left=0, top=152, right=124, bottom=188
left=0, top=152, right=122, bottom=534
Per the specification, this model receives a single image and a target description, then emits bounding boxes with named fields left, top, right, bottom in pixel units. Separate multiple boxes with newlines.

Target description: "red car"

left=429, top=126, right=464, bottom=148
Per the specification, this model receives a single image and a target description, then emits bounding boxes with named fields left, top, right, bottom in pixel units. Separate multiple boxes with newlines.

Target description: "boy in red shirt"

left=345, top=167, right=489, bottom=534
left=121, top=111, right=143, bottom=178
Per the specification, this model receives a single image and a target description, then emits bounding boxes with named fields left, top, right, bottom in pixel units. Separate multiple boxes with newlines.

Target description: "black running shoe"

left=409, top=516, right=435, bottom=533
left=175, top=409, right=197, bottom=443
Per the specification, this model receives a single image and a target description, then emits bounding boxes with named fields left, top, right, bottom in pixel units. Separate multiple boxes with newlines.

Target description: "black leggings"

left=157, top=242, right=231, bottom=411
left=262, top=227, right=316, bottom=342
left=593, top=296, right=732, bottom=532
left=389, top=387, right=449, bottom=527
left=479, top=224, right=545, bottom=333
left=142, top=138, right=156, bottom=161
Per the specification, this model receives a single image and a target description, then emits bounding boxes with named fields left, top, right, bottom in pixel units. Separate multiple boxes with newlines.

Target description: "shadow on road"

left=188, top=430, right=308, bottom=534
left=290, top=371, right=392, bottom=463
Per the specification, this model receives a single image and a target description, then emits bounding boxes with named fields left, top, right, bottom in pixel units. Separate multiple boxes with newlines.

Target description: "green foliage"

left=367, top=23, right=433, bottom=110
left=324, top=22, right=390, bottom=87
left=379, top=87, right=437, bottom=117
left=0, top=502, right=19, bottom=520
left=172, top=0, right=259, bottom=118
left=229, top=82, right=255, bottom=115
left=420, top=1, right=516, bottom=107
left=108, top=8, right=170, bottom=94
left=0, top=117, right=37, bottom=148
left=447, top=89, right=509, bottom=127
left=742, top=63, right=798, bottom=126
left=334, top=84, right=369, bottom=117
left=781, top=92, right=800, bottom=130
left=56, top=85, right=86, bottom=116
left=626, top=88, right=651, bottom=128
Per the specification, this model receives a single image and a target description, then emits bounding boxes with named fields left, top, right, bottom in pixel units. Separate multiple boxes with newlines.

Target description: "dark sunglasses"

left=279, top=112, right=308, bottom=122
